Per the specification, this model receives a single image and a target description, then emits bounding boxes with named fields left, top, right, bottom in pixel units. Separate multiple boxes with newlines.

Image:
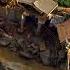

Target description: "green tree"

left=58, top=0, right=70, bottom=7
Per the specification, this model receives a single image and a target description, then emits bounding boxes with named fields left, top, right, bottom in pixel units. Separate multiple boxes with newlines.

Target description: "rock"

left=7, top=5, right=23, bottom=23
left=31, top=36, right=46, bottom=51
left=1, top=60, right=25, bottom=70
left=17, top=37, right=39, bottom=59
left=50, top=15, right=65, bottom=27
left=17, top=38, right=25, bottom=48
left=0, top=0, right=11, bottom=6
left=0, top=37, right=10, bottom=46
left=40, top=50, right=50, bottom=65
left=9, top=39, right=19, bottom=52
left=19, top=51, right=33, bottom=59
left=0, top=62, right=5, bottom=70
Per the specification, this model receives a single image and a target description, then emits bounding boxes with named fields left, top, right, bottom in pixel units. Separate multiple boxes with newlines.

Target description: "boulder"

left=0, top=37, right=10, bottom=46
left=40, top=50, right=50, bottom=65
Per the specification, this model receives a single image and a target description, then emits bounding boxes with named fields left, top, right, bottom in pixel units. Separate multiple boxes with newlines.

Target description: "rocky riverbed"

left=0, top=47, right=67, bottom=70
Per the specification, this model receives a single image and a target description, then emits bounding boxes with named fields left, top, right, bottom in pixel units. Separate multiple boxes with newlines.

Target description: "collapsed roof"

left=18, top=0, right=58, bottom=15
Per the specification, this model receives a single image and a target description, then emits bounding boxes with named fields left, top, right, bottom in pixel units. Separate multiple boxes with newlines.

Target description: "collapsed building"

left=0, top=0, right=70, bottom=69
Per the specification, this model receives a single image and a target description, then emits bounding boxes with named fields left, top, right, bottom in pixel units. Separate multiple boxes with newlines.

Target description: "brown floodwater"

left=0, top=47, right=65, bottom=70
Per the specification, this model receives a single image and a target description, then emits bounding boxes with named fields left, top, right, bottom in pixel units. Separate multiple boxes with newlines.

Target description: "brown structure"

left=57, top=19, right=70, bottom=42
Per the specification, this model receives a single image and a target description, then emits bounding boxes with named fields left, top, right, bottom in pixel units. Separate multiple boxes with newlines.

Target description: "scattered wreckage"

left=0, top=0, right=70, bottom=67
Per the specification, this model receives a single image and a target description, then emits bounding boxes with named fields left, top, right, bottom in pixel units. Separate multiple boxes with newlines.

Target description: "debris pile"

left=0, top=0, right=70, bottom=67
